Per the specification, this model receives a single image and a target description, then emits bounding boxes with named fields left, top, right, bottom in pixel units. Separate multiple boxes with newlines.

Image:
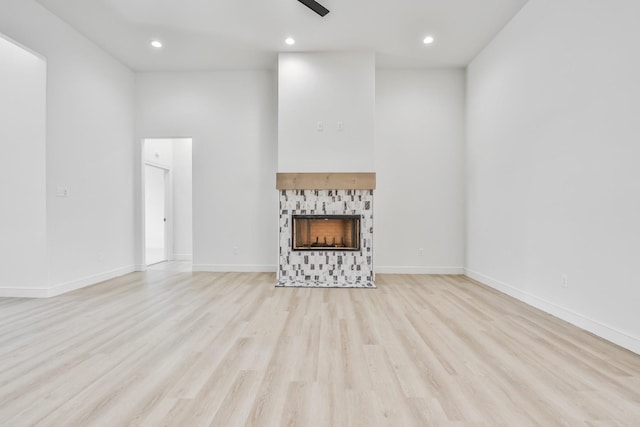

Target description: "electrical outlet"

left=233, top=247, right=239, bottom=255
left=561, top=274, right=568, bottom=288
left=419, top=248, right=424, bottom=256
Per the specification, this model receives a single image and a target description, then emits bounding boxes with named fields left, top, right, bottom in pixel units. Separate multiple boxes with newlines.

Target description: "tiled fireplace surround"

left=276, top=173, right=375, bottom=288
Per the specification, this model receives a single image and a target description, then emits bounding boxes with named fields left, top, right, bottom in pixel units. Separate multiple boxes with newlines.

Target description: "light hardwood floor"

left=0, top=270, right=639, bottom=426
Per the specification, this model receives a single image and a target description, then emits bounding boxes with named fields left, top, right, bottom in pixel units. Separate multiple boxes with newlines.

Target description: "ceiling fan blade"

left=298, top=0, right=330, bottom=17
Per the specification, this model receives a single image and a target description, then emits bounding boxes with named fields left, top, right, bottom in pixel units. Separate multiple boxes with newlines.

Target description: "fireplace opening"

left=292, top=215, right=361, bottom=251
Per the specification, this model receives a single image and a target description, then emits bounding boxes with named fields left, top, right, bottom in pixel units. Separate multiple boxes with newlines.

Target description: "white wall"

left=278, top=52, right=375, bottom=172
left=171, top=139, right=193, bottom=260
left=136, top=71, right=277, bottom=271
left=144, top=138, right=174, bottom=167
left=0, top=34, right=47, bottom=296
left=466, top=0, right=640, bottom=353
left=375, top=69, right=465, bottom=273
left=0, top=0, right=136, bottom=296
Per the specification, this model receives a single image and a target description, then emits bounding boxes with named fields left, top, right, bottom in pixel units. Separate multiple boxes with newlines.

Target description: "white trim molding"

left=0, top=287, right=50, bottom=298
left=49, top=265, right=136, bottom=297
left=375, top=266, right=465, bottom=275
left=0, top=265, right=136, bottom=298
left=192, top=264, right=277, bottom=273
left=465, top=269, right=640, bottom=355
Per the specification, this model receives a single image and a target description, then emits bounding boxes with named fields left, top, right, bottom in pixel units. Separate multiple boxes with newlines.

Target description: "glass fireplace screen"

left=292, top=215, right=361, bottom=251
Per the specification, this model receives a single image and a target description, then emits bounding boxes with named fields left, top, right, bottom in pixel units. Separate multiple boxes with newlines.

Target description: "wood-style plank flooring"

left=1, top=268, right=639, bottom=426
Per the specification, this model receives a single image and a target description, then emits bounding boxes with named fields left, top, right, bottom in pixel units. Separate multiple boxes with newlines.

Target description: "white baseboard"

left=49, top=265, right=136, bottom=297
left=375, top=266, right=465, bottom=275
left=173, top=253, right=193, bottom=261
left=0, top=287, right=50, bottom=298
left=465, top=269, right=640, bottom=355
left=192, top=264, right=277, bottom=273
left=135, top=264, right=147, bottom=272
left=0, top=265, right=136, bottom=298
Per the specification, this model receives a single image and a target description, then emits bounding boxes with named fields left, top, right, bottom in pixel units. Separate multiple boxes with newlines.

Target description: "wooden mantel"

left=276, top=172, right=376, bottom=190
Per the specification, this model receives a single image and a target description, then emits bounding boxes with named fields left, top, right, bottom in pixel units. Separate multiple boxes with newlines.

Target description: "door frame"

left=139, top=137, right=194, bottom=271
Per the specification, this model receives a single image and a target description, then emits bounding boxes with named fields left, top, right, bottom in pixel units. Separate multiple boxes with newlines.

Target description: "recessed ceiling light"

left=150, top=40, right=163, bottom=48
left=285, top=37, right=296, bottom=46
left=423, top=35, right=435, bottom=45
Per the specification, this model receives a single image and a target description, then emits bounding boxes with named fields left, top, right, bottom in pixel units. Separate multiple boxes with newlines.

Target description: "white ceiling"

left=35, top=0, right=529, bottom=71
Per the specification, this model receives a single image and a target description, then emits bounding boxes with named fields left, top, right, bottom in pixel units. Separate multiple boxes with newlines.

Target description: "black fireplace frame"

left=291, top=214, right=361, bottom=252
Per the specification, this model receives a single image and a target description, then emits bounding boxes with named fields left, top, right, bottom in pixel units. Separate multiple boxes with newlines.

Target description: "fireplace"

left=276, top=173, right=375, bottom=287
left=292, top=215, right=360, bottom=251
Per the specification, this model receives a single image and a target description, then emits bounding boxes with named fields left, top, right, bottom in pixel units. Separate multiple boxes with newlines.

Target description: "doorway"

left=142, top=138, right=193, bottom=268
